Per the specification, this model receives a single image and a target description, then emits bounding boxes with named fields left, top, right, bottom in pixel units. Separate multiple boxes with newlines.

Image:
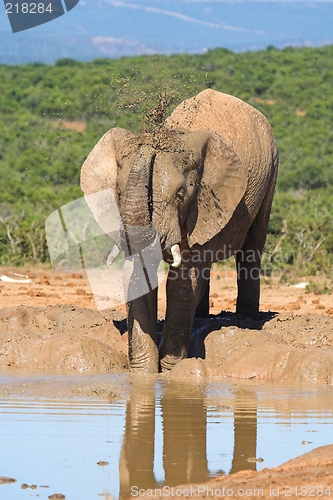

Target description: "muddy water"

left=0, top=376, right=332, bottom=500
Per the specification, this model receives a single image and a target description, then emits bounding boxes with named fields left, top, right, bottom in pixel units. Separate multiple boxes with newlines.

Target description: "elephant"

left=80, top=89, right=279, bottom=373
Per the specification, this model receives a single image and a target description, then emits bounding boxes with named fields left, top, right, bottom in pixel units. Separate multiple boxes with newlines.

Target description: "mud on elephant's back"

left=165, top=89, right=277, bottom=175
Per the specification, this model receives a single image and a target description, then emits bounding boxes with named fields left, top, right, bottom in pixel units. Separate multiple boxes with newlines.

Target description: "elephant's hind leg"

left=195, top=279, right=210, bottom=318
left=235, top=248, right=261, bottom=320
left=236, top=169, right=278, bottom=320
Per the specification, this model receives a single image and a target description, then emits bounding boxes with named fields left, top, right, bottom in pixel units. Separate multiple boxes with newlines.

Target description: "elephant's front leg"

left=127, top=289, right=158, bottom=373
left=159, top=259, right=211, bottom=372
left=125, top=257, right=159, bottom=373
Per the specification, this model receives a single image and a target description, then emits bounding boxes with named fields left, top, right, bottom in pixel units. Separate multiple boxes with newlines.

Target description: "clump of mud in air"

left=115, top=79, right=178, bottom=133
left=100, top=54, right=213, bottom=138
left=0, top=476, right=16, bottom=484
left=21, top=483, right=37, bottom=490
left=145, top=91, right=173, bottom=128
left=145, top=92, right=188, bottom=151
left=105, top=63, right=182, bottom=131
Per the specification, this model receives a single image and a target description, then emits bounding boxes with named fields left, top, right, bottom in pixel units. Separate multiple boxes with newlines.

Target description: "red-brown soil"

left=0, top=265, right=332, bottom=384
left=1, top=265, right=331, bottom=316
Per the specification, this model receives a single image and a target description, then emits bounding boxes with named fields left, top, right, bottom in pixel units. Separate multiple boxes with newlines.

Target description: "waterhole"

left=0, top=375, right=332, bottom=500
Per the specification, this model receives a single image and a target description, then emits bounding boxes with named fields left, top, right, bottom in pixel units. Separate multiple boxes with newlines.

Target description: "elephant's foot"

left=129, top=350, right=159, bottom=373
left=236, top=303, right=260, bottom=321
left=159, top=352, right=186, bottom=372
left=129, top=331, right=159, bottom=373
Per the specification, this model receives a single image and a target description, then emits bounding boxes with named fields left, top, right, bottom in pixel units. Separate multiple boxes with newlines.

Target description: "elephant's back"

left=166, top=89, right=278, bottom=223
left=166, top=89, right=277, bottom=175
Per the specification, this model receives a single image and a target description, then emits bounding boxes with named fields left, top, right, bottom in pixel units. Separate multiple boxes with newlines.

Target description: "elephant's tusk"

left=106, top=244, right=120, bottom=266
left=68, top=230, right=79, bottom=245
left=170, top=244, right=182, bottom=268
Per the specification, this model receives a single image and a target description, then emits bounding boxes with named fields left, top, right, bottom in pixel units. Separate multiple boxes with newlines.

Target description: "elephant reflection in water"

left=119, top=390, right=156, bottom=497
left=119, top=384, right=258, bottom=499
left=119, top=384, right=208, bottom=499
left=230, top=389, right=258, bottom=474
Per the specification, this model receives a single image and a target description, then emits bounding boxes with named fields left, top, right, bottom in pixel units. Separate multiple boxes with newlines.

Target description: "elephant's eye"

left=176, top=188, right=185, bottom=202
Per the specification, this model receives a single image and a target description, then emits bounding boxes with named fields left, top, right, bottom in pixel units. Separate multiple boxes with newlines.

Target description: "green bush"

left=0, top=46, right=332, bottom=273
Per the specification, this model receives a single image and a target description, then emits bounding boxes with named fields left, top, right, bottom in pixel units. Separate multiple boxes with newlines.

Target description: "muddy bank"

left=133, top=444, right=333, bottom=500
left=1, top=305, right=333, bottom=384
left=171, top=312, right=333, bottom=384
left=0, top=305, right=128, bottom=372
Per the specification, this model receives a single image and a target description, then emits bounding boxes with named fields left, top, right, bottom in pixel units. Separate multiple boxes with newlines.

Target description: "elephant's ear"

left=80, top=127, right=138, bottom=241
left=186, top=130, right=248, bottom=247
left=80, top=127, right=136, bottom=196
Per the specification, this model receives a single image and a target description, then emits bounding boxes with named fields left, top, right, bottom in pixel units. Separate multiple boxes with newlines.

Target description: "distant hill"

left=0, top=0, right=332, bottom=63
left=0, top=34, right=156, bottom=64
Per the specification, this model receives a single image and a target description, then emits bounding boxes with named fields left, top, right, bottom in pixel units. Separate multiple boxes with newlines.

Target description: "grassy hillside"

left=0, top=46, right=332, bottom=277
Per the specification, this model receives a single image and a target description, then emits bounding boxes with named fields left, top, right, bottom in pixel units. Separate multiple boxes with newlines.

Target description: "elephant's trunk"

left=120, top=146, right=156, bottom=254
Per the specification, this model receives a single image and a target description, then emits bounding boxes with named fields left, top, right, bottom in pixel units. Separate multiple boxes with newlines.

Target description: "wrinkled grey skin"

left=81, top=89, right=279, bottom=373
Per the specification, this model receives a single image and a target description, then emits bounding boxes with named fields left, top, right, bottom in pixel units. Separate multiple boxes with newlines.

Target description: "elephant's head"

left=81, top=125, right=248, bottom=267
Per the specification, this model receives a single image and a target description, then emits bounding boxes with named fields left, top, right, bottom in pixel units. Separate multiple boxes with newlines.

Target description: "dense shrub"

left=0, top=46, right=332, bottom=274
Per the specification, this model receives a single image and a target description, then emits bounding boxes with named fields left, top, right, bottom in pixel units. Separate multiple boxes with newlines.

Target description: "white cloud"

left=222, top=23, right=266, bottom=34
left=104, top=0, right=267, bottom=33
left=105, top=0, right=220, bottom=27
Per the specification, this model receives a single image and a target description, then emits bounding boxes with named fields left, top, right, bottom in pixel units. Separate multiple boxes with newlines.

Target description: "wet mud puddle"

left=0, top=377, right=332, bottom=500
